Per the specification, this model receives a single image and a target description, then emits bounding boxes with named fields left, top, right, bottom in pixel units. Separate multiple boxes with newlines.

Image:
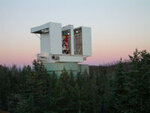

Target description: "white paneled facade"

left=40, top=33, right=50, bottom=53
left=82, top=27, right=92, bottom=56
left=49, top=23, right=62, bottom=54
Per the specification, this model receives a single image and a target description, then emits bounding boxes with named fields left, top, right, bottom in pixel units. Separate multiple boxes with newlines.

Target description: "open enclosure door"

left=81, top=27, right=92, bottom=56
left=74, top=28, right=83, bottom=55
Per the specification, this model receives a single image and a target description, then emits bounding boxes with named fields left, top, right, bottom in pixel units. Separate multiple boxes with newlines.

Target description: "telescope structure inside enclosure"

left=31, top=22, right=92, bottom=75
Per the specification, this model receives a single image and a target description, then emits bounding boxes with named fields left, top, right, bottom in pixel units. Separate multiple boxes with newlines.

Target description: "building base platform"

left=43, top=62, right=89, bottom=76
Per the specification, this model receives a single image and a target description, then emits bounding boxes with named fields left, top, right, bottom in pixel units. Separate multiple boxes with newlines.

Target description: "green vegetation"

left=0, top=49, right=150, bottom=113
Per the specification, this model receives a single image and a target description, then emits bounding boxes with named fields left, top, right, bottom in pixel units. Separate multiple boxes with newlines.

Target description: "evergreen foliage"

left=0, top=49, right=150, bottom=113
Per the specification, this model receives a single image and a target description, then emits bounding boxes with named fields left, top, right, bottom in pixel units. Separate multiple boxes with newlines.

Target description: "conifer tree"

left=127, top=49, right=150, bottom=113
left=18, top=60, right=51, bottom=113
left=111, top=59, right=128, bottom=113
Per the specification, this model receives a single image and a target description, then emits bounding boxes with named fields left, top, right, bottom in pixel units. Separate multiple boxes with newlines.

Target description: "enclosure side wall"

left=82, top=27, right=92, bottom=56
left=40, top=33, right=50, bottom=53
left=49, top=23, right=62, bottom=54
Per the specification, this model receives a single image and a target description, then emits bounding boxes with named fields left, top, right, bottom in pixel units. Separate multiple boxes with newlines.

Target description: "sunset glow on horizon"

left=0, top=0, right=150, bottom=66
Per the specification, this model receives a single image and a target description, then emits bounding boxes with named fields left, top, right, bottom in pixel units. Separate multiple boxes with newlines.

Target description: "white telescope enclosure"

left=31, top=22, right=91, bottom=63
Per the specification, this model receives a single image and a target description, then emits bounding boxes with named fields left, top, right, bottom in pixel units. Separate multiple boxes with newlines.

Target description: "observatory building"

left=31, top=22, right=92, bottom=75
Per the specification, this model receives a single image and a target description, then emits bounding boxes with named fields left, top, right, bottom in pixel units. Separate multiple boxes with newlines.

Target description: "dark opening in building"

left=62, top=30, right=71, bottom=54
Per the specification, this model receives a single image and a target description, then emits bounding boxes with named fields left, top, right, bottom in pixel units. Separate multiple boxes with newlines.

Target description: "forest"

left=0, top=49, right=150, bottom=113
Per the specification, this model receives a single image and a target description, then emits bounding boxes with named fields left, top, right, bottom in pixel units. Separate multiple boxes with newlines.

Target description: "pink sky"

left=0, top=0, right=150, bottom=66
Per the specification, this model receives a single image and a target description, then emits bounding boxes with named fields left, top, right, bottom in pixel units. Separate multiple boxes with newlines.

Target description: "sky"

left=0, top=0, right=150, bottom=66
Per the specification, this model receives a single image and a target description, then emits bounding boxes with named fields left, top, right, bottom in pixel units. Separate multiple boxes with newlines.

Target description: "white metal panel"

left=31, top=23, right=50, bottom=33
left=82, top=27, right=92, bottom=56
left=49, top=22, right=62, bottom=54
left=62, top=25, right=73, bottom=31
left=37, top=53, right=84, bottom=63
left=40, top=33, right=50, bottom=53
left=59, top=55, right=84, bottom=62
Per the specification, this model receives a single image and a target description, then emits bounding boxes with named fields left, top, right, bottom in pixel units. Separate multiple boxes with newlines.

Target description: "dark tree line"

left=0, top=49, right=150, bottom=113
